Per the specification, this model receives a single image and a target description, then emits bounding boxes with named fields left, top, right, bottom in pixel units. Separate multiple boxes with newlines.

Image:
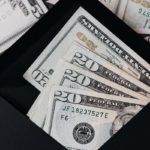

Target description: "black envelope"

left=0, top=0, right=149, bottom=149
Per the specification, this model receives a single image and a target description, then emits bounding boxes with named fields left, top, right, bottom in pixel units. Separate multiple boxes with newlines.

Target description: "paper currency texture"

left=43, top=86, right=148, bottom=150
left=23, top=7, right=150, bottom=91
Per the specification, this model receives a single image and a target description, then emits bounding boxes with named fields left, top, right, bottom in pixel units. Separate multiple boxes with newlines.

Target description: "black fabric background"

left=0, top=97, right=66, bottom=150
left=0, top=0, right=149, bottom=149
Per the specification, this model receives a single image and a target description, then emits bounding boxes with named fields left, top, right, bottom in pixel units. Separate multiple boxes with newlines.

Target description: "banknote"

left=28, top=60, right=149, bottom=128
left=43, top=86, right=148, bottom=150
left=23, top=7, right=150, bottom=91
left=0, top=0, right=58, bottom=53
left=64, top=42, right=150, bottom=98
left=98, top=0, right=150, bottom=42
left=0, top=0, right=48, bottom=47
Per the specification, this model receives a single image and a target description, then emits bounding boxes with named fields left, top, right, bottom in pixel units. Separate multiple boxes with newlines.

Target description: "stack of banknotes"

left=23, top=7, right=150, bottom=150
left=0, top=0, right=58, bottom=54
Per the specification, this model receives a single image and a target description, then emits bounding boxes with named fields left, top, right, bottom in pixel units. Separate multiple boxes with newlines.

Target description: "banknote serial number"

left=62, top=105, right=109, bottom=118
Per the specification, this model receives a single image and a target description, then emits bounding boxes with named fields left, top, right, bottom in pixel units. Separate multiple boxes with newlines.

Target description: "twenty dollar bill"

left=43, top=86, right=148, bottom=150
left=23, top=7, right=150, bottom=91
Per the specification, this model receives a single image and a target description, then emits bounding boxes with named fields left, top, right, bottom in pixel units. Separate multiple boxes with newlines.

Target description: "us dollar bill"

left=0, top=0, right=48, bottom=47
left=23, top=7, right=150, bottom=91
left=98, top=0, right=150, bottom=42
left=28, top=60, right=149, bottom=128
left=43, top=86, right=148, bottom=150
left=64, top=42, right=150, bottom=98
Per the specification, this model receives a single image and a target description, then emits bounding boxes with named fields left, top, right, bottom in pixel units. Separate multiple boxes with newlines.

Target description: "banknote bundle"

left=23, top=7, right=150, bottom=150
